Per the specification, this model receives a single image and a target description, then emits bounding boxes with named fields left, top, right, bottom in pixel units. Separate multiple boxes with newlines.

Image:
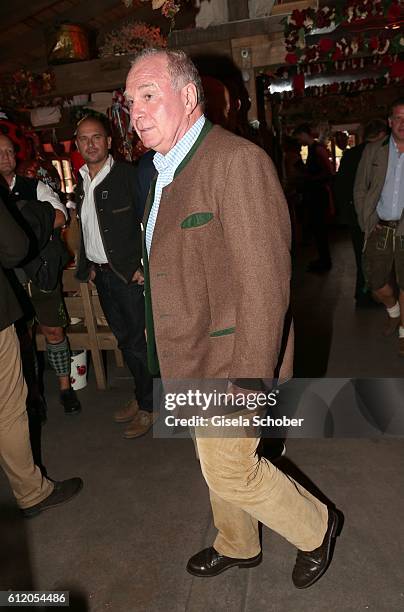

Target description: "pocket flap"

left=112, top=206, right=131, bottom=214
left=181, top=212, right=214, bottom=229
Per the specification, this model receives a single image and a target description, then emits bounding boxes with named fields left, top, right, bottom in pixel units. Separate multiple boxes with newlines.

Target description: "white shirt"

left=79, top=155, right=114, bottom=264
left=10, top=174, right=67, bottom=219
left=376, top=136, right=404, bottom=221
left=146, top=115, right=205, bottom=254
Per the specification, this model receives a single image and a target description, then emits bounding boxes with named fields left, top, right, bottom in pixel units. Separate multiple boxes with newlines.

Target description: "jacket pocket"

left=181, top=212, right=214, bottom=229
left=112, top=206, right=131, bottom=214
left=375, top=227, right=389, bottom=250
left=209, top=326, right=235, bottom=337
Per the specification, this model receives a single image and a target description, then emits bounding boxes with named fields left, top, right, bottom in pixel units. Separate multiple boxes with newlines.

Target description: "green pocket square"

left=181, top=212, right=214, bottom=229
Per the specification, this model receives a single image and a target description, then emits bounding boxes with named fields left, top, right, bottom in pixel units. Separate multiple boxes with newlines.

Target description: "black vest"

left=10, top=175, right=38, bottom=202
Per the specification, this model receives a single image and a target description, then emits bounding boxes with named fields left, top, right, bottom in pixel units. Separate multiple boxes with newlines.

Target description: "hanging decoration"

left=283, top=0, right=404, bottom=63
left=265, top=52, right=403, bottom=79
left=122, top=0, right=183, bottom=21
left=110, top=90, right=133, bottom=161
left=285, top=31, right=404, bottom=64
left=99, top=21, right=167, bottom=57
left=272, top=73, right=404, bottom=101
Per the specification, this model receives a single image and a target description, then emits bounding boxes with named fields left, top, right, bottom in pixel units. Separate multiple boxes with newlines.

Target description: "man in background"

left=0, top=134, right=81, bottom=416
left=354, top=98, right=404, bottom=355
left=334, top=119, right=387, bottom=308
left=0, top=195, right=82, bottom=518
left=75, top=115, right=154, bottom=438
left=294, top=124, right=334, bottom=273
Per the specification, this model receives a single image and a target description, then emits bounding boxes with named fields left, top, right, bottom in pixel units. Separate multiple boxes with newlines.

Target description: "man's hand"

left=227, top=382, right=257, bottom=398
left=132, top=268, right=144, bottom=285
left=54, top=209, right=66, bottom=228
left=88, top=268, right=96, bottom=287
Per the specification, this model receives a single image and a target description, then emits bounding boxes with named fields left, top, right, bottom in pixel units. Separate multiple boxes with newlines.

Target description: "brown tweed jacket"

left=146, top=123, right=293, bottom=382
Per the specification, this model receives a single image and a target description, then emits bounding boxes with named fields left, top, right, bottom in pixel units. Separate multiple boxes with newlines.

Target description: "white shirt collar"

left=79, top=154, right=114, bottom=180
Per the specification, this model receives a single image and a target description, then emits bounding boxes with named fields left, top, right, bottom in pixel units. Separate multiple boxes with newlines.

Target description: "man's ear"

left=388, top=117, right=392, bottom=130
left=107, top=136, right=112, bottom=149
left=181, top=83, right=198, bottom=115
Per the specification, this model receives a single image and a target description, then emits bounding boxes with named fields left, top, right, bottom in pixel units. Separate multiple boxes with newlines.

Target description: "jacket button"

left=104, top=228, right=109, bottom=232
left=108, top=249, right=114, bottom=253
left=99, top=208, right=104, bottom=212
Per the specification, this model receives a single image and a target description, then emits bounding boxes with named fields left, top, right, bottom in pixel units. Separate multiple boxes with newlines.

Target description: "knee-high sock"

left=46, top=338, right=71, bottom=377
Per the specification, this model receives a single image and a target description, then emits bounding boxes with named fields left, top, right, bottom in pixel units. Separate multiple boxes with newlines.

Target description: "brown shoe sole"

left=123, top=413, right=158, bottom=439
left=114, top=414, right=137, bottom=424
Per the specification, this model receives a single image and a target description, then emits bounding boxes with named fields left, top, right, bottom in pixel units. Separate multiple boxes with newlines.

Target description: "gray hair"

left=131, top=48, right=205, bottom=107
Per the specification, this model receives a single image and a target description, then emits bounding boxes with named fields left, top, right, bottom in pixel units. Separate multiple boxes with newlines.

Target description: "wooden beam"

left=51, top=53, right=137, bottom=97
left=169, top=15, right=285, bottom=47
left=271, top=0, right=317, bottom=16
left=0, top=0, right=60, bottom=31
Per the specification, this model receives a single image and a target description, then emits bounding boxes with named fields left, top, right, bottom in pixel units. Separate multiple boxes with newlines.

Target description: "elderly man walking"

left=125, top=48, right=342, bottom=588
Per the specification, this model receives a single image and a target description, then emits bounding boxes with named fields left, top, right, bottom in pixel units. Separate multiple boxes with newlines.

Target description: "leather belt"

left=89, top=261, right=111, bottom=270
left=378, top=219, right=400, bottom=228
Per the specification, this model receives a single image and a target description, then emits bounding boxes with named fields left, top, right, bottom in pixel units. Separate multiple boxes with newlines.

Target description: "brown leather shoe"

left=123, top=410, right=157, bottom=438
left=292, top=508, right=342, bottom=589
left=114, top=399, right=139, bottom=423
left=383, top=315, right=400, bottom=337
left=186, top=547, right=262, bottom=577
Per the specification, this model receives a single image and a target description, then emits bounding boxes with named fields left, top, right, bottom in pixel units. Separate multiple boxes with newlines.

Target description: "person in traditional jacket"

left=124, top=48, right=342, bottom=588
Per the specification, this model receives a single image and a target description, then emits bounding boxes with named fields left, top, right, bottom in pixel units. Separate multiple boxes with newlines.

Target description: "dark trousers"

left=350, top=224, right=367, bottom=299
left=94, top=269, right=153, bottom=411
left=306, top=190, right=331, bottom=265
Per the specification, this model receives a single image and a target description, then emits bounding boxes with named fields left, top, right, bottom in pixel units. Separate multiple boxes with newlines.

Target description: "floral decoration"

left=0, top=69, right=56, bottom=108
left=265, top=53, right=403, bottom=79
left=272, top=73, right=404, bottom=101
left=285, top=31, right=403, bottom=64
left=283, top=0, right=403, bottom=63
left=123, top=0, right=183, bottom=20
left=99, top=21, right=167, bottom=57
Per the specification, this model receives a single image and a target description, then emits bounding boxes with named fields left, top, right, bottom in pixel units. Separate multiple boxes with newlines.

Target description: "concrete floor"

left=1, top=230, right=404, bottom=612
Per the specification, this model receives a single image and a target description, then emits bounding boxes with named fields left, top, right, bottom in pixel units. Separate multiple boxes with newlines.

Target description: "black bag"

left=14, top=199, right=70, bottom=291
left=23, top=232, right=70, bottom=291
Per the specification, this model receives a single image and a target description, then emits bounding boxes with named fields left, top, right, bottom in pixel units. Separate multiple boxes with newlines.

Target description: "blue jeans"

left=94, top=269, right=153, bottom=411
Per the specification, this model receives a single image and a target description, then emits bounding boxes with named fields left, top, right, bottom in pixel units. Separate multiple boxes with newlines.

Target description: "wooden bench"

left=36, top=268, right=124, bottom=390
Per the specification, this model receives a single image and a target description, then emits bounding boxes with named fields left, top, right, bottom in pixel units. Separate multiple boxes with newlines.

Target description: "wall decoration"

left=0, top=69, right=56, bottom=109
left=99, top=21, right=167, bottom=57
left=122, top=0, right=183, bottom=20
left=283, top=0, right=404, bottom=63
left=272, top=73, right=404, bottom=101
left=264, top=53, right=404, bottom=79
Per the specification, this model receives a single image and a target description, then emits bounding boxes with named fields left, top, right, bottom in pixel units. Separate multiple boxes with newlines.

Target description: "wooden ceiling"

left=0, top=0, right=193, bottom=76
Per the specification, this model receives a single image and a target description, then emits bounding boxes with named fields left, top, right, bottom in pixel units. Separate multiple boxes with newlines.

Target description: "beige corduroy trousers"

left=0, top=325, right=53, bottom=509
left=195, top=415, right=328, bottom=558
